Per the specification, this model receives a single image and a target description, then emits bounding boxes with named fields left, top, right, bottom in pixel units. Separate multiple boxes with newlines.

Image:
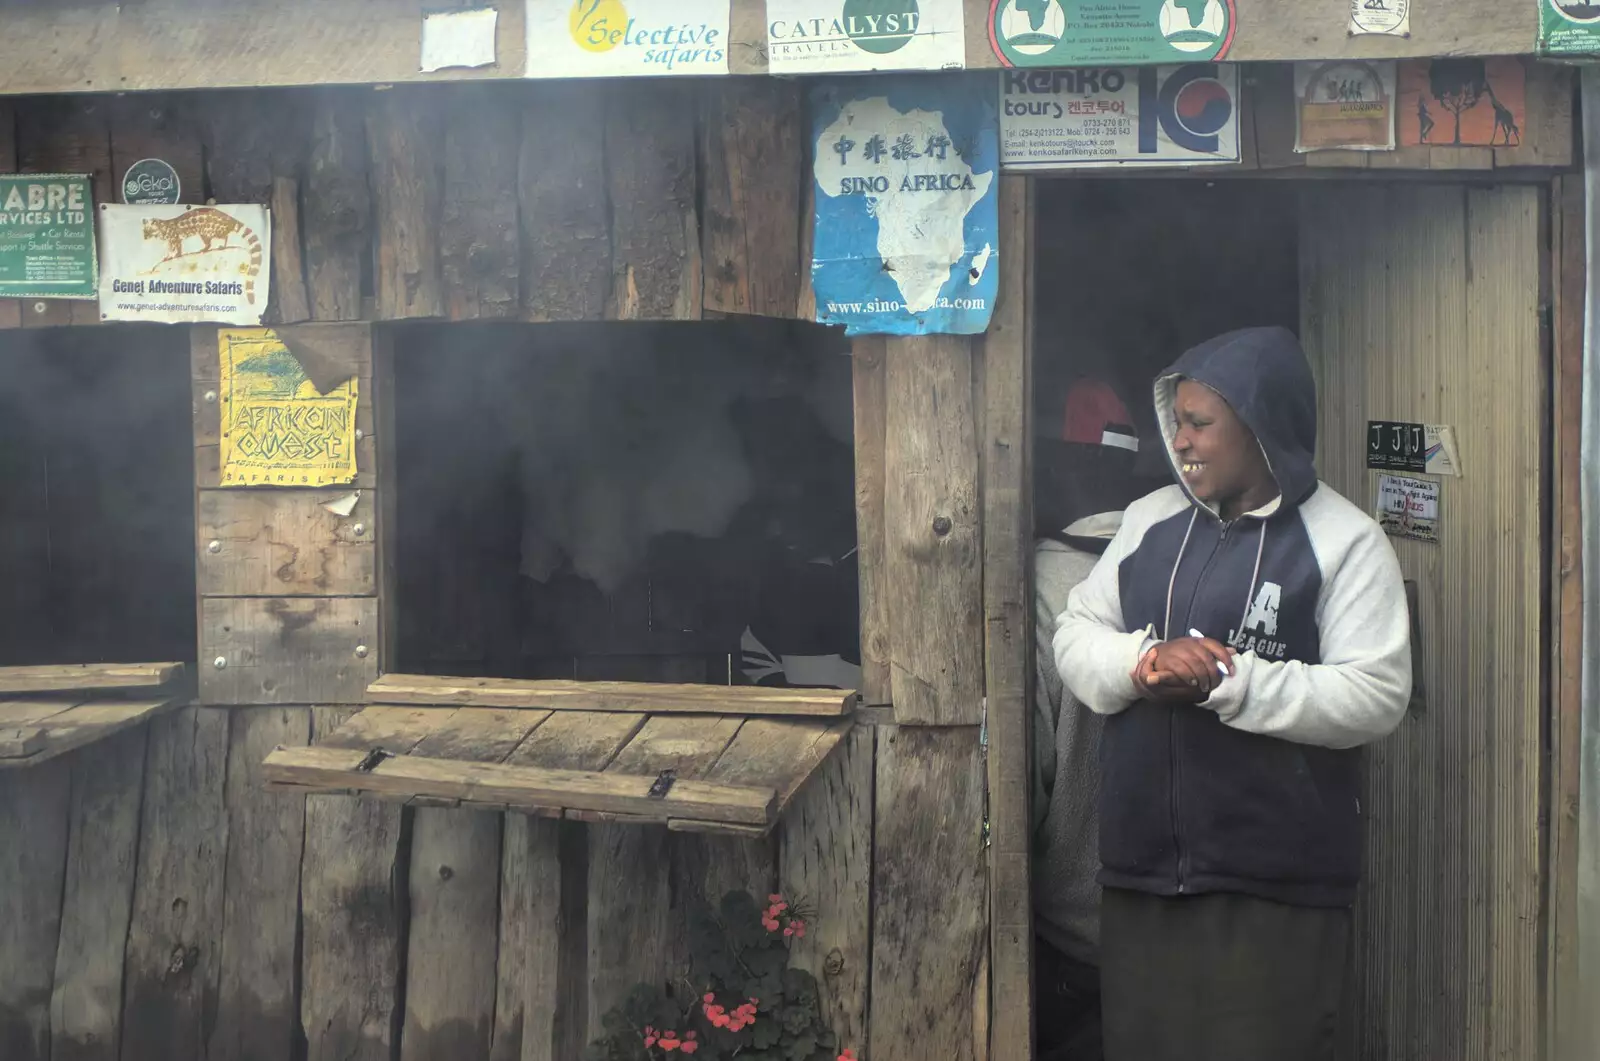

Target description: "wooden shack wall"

left=0, top=80, right=1014, bottom=1061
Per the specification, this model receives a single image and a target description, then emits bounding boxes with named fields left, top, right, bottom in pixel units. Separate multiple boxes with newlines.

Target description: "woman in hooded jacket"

left=1053, top=326, right=1412, bottom=1061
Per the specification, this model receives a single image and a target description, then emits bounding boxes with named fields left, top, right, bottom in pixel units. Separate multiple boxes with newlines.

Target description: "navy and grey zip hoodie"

left=1053, top=327, right=1411, bottom=908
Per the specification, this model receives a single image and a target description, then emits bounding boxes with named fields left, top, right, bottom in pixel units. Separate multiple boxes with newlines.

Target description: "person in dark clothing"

left=1053, top=327, right=1412, bottom=1060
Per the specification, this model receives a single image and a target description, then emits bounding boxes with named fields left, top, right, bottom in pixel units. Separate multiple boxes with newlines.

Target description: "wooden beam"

left=0, top=759, right=70, bottom=1061
left=199, top=597, right=380, bottom=705
left=304, top=89, right=371, bottom=322
left=196, top=488, right=376, bottom=597
left=49, top=726, right=147, bottom=1061
left=883, top=335, right=984, bottom=724
left=440, top=84, right=520, bottom=321
left=367, top=674, right=853, bottom=715
left=606, top=80, right=700, bottom=321
left=520, top=82, right=610, bottom=322
left=301, top=706, right=406, bottom=1061
left=0, top=662, right=183, bottom=694
left=0, top=698, right=180, bottom=770
left=699, top=78, right=804, bottom=318
left=981, top=174, right=1034, bottom=1061
left=17, top=97, right=109, bottom=327
left=120, top=708, right=230, bottom=1061
left=852, top=337, right=890, bottom=705
left=367, top=86, right=443, bottom=320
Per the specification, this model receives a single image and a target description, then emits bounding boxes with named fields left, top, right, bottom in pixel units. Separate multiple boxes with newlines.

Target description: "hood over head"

left=1154, top=326, right=1318, bottom=519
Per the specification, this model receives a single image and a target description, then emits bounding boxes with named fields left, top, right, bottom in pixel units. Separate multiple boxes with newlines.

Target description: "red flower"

left=838, top=1050, right=857, bottom=1061
left=643, top=1025, right=658, bottom=1047
left=681, top=1043, right=699, bottom=1055
left=768, top=893, right=784, bottom=904
left=660, top=1030, right=681, bottom=1051
left=703, top=992, right=715, bottom=1003
left=791, top=918, right=807, bottom=939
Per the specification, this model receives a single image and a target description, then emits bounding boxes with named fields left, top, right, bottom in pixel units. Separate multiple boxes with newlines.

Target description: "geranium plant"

left=585, top=890, right=859, bottom=1061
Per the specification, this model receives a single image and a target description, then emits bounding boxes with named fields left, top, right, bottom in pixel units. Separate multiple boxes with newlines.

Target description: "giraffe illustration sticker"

left=1396, top=57, right=1524, bottom=148
left=97, top=203, right=271, bottom=324
left=990, top=0, right=1235, bottom=67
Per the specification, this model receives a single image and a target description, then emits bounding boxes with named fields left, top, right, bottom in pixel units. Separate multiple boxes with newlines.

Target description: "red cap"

left=1060, top=379, right=1138, bottom=452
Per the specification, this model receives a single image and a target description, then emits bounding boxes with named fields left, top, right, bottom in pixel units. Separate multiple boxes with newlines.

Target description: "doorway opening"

left=392, top=317, right=861, bottom=693
left=0, top=325, right=197, bottom=667
left=1027, top=178, right=1301, bottom=1059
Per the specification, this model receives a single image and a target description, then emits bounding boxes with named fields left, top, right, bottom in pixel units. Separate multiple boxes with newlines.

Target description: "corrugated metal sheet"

left=1300, top=182, right=1545, bottom=1060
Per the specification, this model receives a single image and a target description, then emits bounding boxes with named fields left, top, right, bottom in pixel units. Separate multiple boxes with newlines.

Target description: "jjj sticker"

left=1349, top=0, right=1409, bottom=37
left=990, top=0, right=1235, bottom=68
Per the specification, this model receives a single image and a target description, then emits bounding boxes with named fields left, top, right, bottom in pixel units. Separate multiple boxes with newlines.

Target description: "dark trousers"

left=1034, top=938, right=1103, bottom=1061
left=1099, top=887, right=1349, bottom=1061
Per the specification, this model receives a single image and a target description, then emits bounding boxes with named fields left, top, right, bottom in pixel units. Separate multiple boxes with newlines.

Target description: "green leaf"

left=786, top=1032, right=818, bottom=1060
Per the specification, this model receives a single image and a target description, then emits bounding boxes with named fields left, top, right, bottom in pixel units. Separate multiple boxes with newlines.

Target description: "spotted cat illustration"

left=141, top=208, right=263, bottom=305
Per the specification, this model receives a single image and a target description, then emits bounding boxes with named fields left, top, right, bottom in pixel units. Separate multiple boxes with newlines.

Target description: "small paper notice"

left=1423, top=424, right=1461, bottom=477
left=1376, top=473, right=1439, bottom=544
left=421, top=6, right=498, bottom=72
left=1350, top=0, right=1409, bottom=37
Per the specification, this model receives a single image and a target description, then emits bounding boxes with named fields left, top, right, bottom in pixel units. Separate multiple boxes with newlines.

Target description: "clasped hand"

left=1131, top=635, right=1237, bottom=704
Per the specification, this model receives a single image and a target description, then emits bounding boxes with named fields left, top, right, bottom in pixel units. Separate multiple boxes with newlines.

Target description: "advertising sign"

left=0, top=174, right=96, bottom=300
left=98, top=204, right=270, bottom=325
left=525, top=0, right=728, bottom=76
left=990, top=0, right=1235, bottom=67
left=1294, top=61, right=1396, bottom=152
left=1376, top=473, right=1439, bottom=544
left=1000, top=64, right=1239, bottom=169
left=811, top=75, right=998, bottom=336
left=218, top=328, right=359, bottom=487
left=767, top=0, right=966, bottom=73
left=1539, top=0, right=1600, bottom=55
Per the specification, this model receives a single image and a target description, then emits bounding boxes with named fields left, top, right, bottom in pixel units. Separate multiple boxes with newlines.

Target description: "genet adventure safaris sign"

left=0, top=174, right=96, bottom=300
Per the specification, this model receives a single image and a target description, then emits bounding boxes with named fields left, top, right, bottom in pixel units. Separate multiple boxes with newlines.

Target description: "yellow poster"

left=218, top=328, right=358, bottom=487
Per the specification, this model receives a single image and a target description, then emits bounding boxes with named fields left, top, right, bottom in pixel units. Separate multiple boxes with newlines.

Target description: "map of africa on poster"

left=810, top=74, right=999, bottom=336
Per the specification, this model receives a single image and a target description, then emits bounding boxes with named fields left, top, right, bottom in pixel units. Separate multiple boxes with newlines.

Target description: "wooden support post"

left=301, top=707, right=406, bottom=1061
left=490, top=815, right=572, bottom=1061
left=0, top=760, right=70, bottom=1061
left=0, top=100, right=18, bottom=328
left=270, top=176, right=312, bottom=324
left=783, top=724, right=874, bottom=1057
left=304, top=90, right=371, bottom=322
left=852, top=337, right=890, bottom=705
left=441, top=85, right=520, bottom=321
left=870, top=726, right=988, bottom=1061
left=982, top=175, right=1034, bottom=1061
left=699, top=79, right=803, bottom=318
left=883, top=335, right=983, bottom=725
left=606, top=81, right=700, bottom=321
left=210, top=708, right=310, bottom=1061
left=49, top=726, right=148, bottom=1061
left=399, top=809, right=501, bottom=1061
left=520, top=83, right=610, bottom=322
left=17, top=98, right=110, bottom=327
left=586, top=824, right=670, bottom=1043
left=120, top=707, right=230, bottom=1061
left=367, top=87, right=444, bottom=320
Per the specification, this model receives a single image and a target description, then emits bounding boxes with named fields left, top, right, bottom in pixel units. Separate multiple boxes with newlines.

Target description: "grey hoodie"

left=1053, top=327, right=1412, bottom=907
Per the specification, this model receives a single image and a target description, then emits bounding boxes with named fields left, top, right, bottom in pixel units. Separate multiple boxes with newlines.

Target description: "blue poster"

left=811, top=74, right=1000, bottom=337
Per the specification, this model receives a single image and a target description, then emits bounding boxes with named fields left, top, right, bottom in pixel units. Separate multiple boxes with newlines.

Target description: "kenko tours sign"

left=766, top=0, right=966, bottom=73
left=218, top=328, right=358, bottom=487
left=0, top=175, right=96, bottom=300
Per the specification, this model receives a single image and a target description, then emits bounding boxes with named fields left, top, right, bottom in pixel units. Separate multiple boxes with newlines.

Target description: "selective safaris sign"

left=525, top=0, right=728, bottom=76
left=0, top=174, right=96, bottom=300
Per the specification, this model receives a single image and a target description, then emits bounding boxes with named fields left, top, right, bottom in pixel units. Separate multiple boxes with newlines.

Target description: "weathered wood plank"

left=120, top=707, right=230, bottom=1061
left=699, top=79, right=803, bottom=318
left=706, top=716, right=853, bottom=818
left=210, top=708, right=310, bottom=1061
left=304, top=89, right=371, bottom=322
left=870, top=725, right=987, bottom=1061
left=605, top=715, right=743, bottom=779
left=783, top=724, right=873, bottom=1059
left=519, top=83, right=610, bottom=322
left=852, top=338, right=890, bottom=704
left=606, top=81, right=700, bottom=321
left=0, top=663, right=183, bottom=694
left=263, top=744, right=777, bottom=824
left=884, top=336, right=983, bottom=724
left=319, top=705, right=460, bottom=753
left=0, top=99, right=19, bottom=328
left=400, top=807, right=501, bottom=1061
left=17, top=96, right=109, bottom=327
left=301, top=706, right=405, bottom=1061
left=1496, top=60, right=1574, bottom=169
left=410, top=708, right=550, bottom=764
left=587, top=820, right=670, bottom=1043
left=200, top=596, right=379, bottom=705
left=0, top=759, right=70, bottom=1061
left=49, top=727, right=147, bottom=1061
left=982, top=174, right=1034, bottom=1061
left=196, top=488, right=376, bottom=597
left=0, top=698, right=179, bottom=770
left=368, top=674, right=853, bottom=715
left=441, top=84, right=520, bottom=321
left=269, top=175, right=312, bottom=323
left=490, top=813, right=572, bottom=1061
left=368, top=86, right=444, bottom=320
left=504, top=711, right=645, bottom=771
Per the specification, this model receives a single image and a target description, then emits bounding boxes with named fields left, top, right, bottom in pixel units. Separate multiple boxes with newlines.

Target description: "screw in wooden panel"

left=213, top=656, right=227, bottom=669
left=932, top=515, right=953, bottom=536
left=207, top=540, right=221, bottom=553
left=204, top=390, right=217, bottom=403
left=354, top=428, right=364, bottom=440
left=354, top=644, right=369, bottom=659
left=352, top=523, right=366, bottom=537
